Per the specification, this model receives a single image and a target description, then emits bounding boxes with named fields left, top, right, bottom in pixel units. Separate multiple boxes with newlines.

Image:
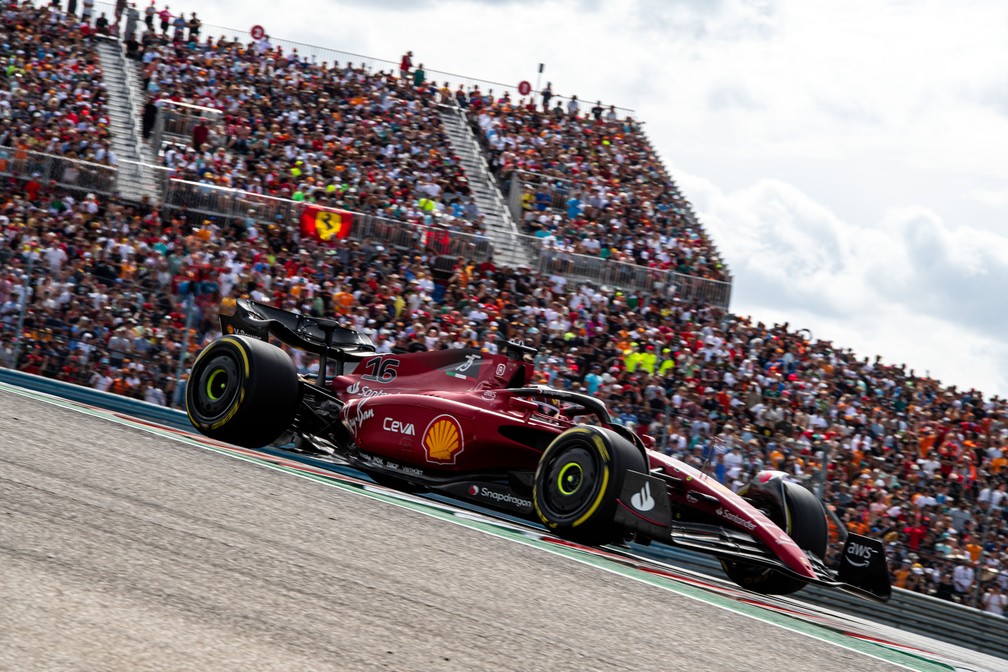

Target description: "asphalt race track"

left=0, top=387, right=981, bottom=671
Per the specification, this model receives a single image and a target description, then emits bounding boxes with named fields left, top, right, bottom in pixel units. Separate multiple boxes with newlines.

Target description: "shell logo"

left=423, top=414, right=464, bottom=464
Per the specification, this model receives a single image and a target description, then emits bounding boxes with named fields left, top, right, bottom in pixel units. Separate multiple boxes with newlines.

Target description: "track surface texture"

left=0, top=390, right=909, bottom=672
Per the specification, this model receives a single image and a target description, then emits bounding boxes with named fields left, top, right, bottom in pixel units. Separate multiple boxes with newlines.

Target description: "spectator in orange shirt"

left=991, top=449, right=1007, bottom=475
left=963, top=536, right=982, bottom=563
left=892, top=560, right=912, bottom=589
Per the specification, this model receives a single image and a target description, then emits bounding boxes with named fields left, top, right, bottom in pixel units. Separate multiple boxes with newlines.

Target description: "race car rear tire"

left=185, top=335, right=299, bottom=448
left=533, top=425, right=647, bottom=546
left=720, top=480, right=828, bottom=595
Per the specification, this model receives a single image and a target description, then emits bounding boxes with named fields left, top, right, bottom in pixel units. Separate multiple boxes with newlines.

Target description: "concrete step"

left=95, top=37, right=159, bottom=203
left=438, top=105, right=533, bottom=268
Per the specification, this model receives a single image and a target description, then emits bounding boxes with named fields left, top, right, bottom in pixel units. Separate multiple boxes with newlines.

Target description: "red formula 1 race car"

left=186, top=299, right=891, bottom=601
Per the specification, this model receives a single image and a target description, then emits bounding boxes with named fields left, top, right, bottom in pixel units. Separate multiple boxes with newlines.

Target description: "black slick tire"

left=721, top=480, right=828, bottom=595
left=185, top=336, right=299, bottom=448
left=533, top=425, right=647, bottom=545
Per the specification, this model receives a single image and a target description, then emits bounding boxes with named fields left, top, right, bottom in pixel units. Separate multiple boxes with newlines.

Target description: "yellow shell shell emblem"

left=423, top=415, right=464, bottom=464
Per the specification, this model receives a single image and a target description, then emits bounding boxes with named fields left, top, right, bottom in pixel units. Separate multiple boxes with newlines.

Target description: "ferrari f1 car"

left=185, top=299, right=891, bottom=601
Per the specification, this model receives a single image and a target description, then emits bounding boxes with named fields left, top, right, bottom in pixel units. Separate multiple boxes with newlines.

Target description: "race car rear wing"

left=220, top=299, right=376, bottom=383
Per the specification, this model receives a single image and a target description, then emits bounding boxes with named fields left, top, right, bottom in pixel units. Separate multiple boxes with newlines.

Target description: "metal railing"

left=441, top=103, right=524, bottom=264
left=96, top=36, right=143, bottom=162
left=116, top=158, right=173, bottom=197
left=88, top=1, right=634, bottom=120
left=0, top=147, right=117, bottom=196
left=95, top=35, right=149, bottom=197
left=0, top=147, right=729, bottom=303
left=162, top=178, right=301, bottom=227
left=505, top=170, right=578, bottom=223
left=520, top=233, right=732, bottom=308
left=445, top=104, right=519, bottom=230
left=151, top=101, right=223, bottom=153
left=160, top=179, right=495, bottom=262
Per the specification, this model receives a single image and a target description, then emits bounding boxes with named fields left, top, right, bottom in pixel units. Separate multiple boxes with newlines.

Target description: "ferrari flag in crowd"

left=300, top=205, right=353, bottom=241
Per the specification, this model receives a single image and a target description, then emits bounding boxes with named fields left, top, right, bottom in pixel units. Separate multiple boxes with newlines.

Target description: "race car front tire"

left=185, top=335, right=299, bottom=448
left=533, top=425, right=647, bottom=546
left=720, top=479, right=828, bottom=595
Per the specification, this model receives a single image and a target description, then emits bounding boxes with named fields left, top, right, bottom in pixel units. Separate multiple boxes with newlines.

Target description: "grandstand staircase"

left=438, top=105, right=532, bottom=269
left=95, top=38, right=160, bottom=203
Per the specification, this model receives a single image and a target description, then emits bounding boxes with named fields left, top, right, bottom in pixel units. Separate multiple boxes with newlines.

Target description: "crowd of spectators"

left=0, top=1, right=116, bottom=167
left=1, top=0, right=1005, bottom=616
left=130, top=21, right=487, bottom=237
left=466, top=88, right=729, bottom=283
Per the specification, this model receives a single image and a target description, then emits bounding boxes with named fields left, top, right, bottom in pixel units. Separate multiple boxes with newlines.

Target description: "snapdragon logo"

left=715, top=507, right=757, bottom=531
left=468, top=485, right=531, bottom=509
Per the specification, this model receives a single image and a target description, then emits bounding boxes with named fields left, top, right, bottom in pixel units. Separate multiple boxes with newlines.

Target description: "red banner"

left=300, top=206, right=353, bottom=241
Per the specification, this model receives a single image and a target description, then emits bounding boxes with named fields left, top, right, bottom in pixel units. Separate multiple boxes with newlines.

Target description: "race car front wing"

left=613, top=470, right=891, bottom=602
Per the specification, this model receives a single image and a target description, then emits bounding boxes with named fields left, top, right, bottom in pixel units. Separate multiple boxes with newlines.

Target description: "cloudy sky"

left=182, top=0, right=1008, bottom=396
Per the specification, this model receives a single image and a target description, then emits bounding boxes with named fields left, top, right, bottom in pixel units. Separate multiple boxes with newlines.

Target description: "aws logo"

left=423, top=415, right=464, bottom=464
left=845, top=542, right=877, bottom=568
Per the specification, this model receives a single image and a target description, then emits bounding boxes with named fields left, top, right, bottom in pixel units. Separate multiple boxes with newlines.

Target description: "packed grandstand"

left=1, top=0, right=1006, bottom=617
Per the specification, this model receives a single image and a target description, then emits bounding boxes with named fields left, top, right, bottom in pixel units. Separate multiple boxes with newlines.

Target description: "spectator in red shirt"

left=399, top=50, right=413, bottom=81
left=24, top=174, right=42, bottom=202
left=192, top=120, right=209, bottom=150
left=903, top=518, right=928, bottom=551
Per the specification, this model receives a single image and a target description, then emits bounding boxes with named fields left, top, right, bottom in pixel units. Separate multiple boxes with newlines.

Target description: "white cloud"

left=681, top=168, right=1008, bottom=393
left=971, top=188, right=1008, bottom=209
left=189, top=0, right=1008, bottom=394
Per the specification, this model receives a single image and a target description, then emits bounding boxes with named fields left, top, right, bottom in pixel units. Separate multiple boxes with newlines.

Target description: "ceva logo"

left=383, top=417, right=415, bottom=435
left=631, top=482, right=655, bottom=512
left=846, top=542, right=876, bottom=568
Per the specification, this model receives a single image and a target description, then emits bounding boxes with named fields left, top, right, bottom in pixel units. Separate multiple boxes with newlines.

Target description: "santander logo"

left=715, top=507, right=757, bottom=531
left=631, top=482, right=655, bottom=512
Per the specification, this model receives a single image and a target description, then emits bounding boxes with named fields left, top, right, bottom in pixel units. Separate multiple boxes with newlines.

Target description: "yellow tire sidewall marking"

left=185, top=337, right=251, bottom=430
